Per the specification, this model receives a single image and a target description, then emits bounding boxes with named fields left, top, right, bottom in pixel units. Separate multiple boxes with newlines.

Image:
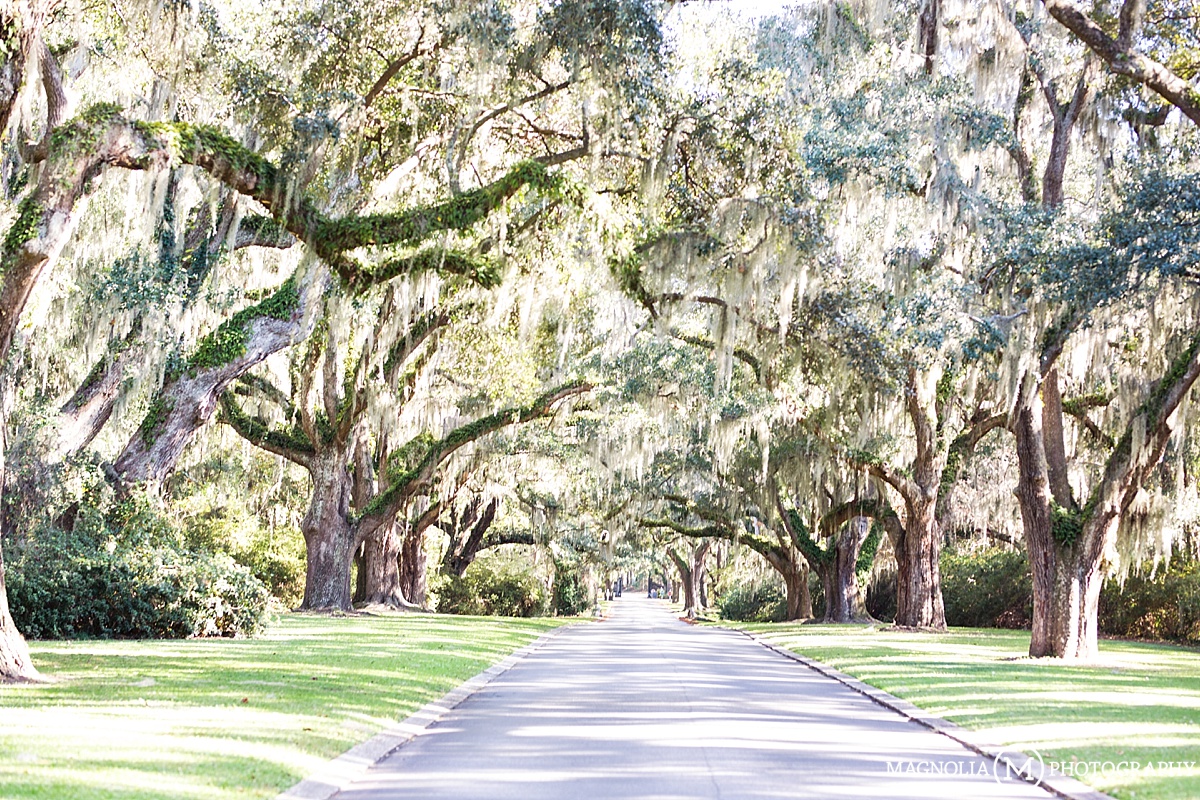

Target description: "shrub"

left=5, top=499, right=270, bottom=639
left=1100, top=560, right=1200, bottom=643
left=552, top=562, right=591, bottom=616
left=435, top=561, right=548, bottom=617
left=718, top=581, right=786, bottom=622
left=940, top=548, right=1032, bottom=628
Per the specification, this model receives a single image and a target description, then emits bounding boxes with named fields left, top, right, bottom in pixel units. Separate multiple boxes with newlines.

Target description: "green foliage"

left=856, top=521, right=884, bottom=577
left=181, top=504, right=306, bottom=609
left=1051, top=502, right=1083, bottom=547
left=187, top=275, right=299, bottom=373
left=5, top=498, right=270, bottom=639
left=718, top=580, right=786, bottom=622
left=138, top=396, right=174, bottom=448
left=1100, top=560, right=1200, bottom=644
left=940, top=548, right=1033, bottom=629
left=434, top=560, right=549, bottom=618
left=1, top=195, right=43, bottom=274
left=551, top=562, right=591, bottom=616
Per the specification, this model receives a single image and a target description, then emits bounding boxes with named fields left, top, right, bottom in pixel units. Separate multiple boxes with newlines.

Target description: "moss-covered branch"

left=356, top=380, right=592, bottom=533
left=670, top=331, right=761, bottom=383
left=217, top=392, right=315, bottom=466
left=349, top=248, right=501, bottom=292
left=1061, top=391, right=1114, bottom=448
left=24, top=105, right=559, bottom=292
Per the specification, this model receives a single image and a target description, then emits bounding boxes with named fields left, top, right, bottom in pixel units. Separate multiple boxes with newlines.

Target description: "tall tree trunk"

left=766, top=549, right=811, bottom=621
left=894, top=496, right=945, bottom=628
left=399, top=520, right=429, bottom=608
left=668, top=540, right=711, bottom=617
left=820, top=518, right=873, bottom=623
left=1012, top=385, right=1058, bottom=656
left=360, top=520, right=410, bottom=607
left=1018, top=333, right=1200, bottom=658
left=300, top=455, right=357, bottom=611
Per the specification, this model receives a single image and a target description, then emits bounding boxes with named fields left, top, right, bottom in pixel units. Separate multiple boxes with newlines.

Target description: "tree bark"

left=442, top=497, right=500, bottom=577
left=819, top=518, right=873, bottom=623
left=299, top=452, right=357, bottom=611
left=0, top=438, right=37, bottom=682
left=359, top=520, right=411, bottom=607
left=894, top=495, right=945, bottom=628
left=399, top=520, right=429, bottom=608
left=668, top=539, right=711, bottom=617
left=860, top=371, right=947, bottom=629
left=770, top=550, right=811, bottom=621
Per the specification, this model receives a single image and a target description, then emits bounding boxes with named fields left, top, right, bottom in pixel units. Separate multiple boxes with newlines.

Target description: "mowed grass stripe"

left=733, top=623, right=1200, bottom=800
left=0, top=613, right=573, bottom=800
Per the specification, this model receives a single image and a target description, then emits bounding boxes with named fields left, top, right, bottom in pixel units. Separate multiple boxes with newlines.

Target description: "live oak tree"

left=952, top=1, right=1200, bottom=659
left=0, top=0, right=664, bottom=678
left=220, top=285, right=590, bottom=609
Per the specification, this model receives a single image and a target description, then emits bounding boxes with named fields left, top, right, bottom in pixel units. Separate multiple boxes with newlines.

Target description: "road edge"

left=723, top=626, right=1115, bottom=800
left=276, top=621, right=579, bottom=800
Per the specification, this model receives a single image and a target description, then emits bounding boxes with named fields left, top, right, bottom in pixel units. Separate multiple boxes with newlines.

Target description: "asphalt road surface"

left=333, top=595, right=1058, bottom=799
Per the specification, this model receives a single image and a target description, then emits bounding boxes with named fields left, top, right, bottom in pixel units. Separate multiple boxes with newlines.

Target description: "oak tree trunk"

left=820, top=518, right=873, bottom=623
left=0, top=537, right=38, bottom=681
left=300, top=456, right=357, bottom=611
left=399, top=522, right=428, bottom=608
left=360, top=521, right=415, bottom=608
left=0, top=423, right=38, bottom=681
left=894, top=498, right=945, bottom=628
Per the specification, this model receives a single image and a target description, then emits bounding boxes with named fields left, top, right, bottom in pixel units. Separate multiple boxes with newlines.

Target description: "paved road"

left=334, top=596, right=1056, bottom=799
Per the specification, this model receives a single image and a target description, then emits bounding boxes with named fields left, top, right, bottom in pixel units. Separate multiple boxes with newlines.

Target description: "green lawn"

left=732, top=623, right=1200, bottom=800
left=0, top=612, right=573, bottom=800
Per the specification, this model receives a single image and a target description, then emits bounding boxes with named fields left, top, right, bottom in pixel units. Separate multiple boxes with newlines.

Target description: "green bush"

left=435, top=561, right=548, bottom=617
left=718, top=581, right=786, bottom=622
left=940, top=548, right=1032, bottom=628
left=5, top=499, right=270, bottom=639
left=552, top=562, right=591, bottom=616
left=1100, top=560, right=1200, bottom=643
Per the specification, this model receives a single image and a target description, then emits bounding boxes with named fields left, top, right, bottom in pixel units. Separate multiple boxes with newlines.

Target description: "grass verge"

left=0, top=612, right=574, bottom=800
left=728, top=623, right=1200, bottom=800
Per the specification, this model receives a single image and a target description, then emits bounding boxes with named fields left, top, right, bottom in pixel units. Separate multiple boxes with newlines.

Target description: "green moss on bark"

left=187, top=276, right=300, bottom=374
left=138, top=396, right=175, bottom=448
left=1, top=195, right=44, bottom=274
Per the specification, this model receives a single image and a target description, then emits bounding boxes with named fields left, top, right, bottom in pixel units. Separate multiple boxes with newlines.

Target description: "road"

left=333, top=595, right=1058, bottom=799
